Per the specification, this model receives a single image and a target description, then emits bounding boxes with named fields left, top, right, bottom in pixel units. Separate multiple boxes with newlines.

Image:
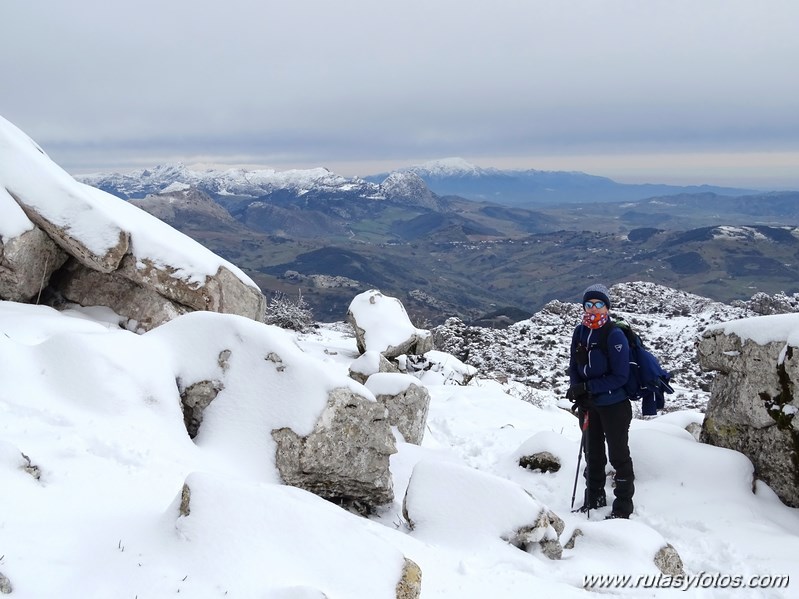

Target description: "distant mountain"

left=77, top=164, right=560, bottom=242
left=80, top=163, right=378, bottom=202
left=364, top=157, right=756, bottom=206
left=76, top=163, right=799, bottom=326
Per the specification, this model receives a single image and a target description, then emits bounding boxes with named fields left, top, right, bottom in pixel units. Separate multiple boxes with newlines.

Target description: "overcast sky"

left=3, top=0, right=798, bottom=188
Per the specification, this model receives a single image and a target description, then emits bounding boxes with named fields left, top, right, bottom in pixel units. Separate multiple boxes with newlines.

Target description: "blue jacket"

left=568, top=321, right=630, bottom=406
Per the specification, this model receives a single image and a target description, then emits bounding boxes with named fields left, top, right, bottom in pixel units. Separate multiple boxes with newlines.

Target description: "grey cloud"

left=3, top=0, right=799, bottom=186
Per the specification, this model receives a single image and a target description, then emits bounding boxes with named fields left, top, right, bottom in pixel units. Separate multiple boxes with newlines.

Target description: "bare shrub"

left=265, top=290, right=314, bottom=332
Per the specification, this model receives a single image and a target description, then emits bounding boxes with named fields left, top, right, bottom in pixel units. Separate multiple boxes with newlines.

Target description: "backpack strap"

left=593, top=321, right=616, bottom=356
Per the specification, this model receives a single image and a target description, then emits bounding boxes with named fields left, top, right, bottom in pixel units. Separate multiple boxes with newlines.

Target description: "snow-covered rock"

left=347, top=289, right=433, bottom=358
left=0, top=114, right=266, bottom=330
left=698, top=313, right=799, bottom=507
left=365, top=373, right=431, bottom=445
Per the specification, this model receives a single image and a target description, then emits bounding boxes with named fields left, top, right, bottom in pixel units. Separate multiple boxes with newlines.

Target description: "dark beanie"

left=582, top=284, right=611, bottom=309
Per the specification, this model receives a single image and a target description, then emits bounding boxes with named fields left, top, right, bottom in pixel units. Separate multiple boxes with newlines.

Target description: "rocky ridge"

left=431, top=281, right=778, bottom=413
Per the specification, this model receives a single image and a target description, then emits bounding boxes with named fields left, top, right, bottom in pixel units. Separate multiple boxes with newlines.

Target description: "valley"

left=81, top=165, right=799, bottom=326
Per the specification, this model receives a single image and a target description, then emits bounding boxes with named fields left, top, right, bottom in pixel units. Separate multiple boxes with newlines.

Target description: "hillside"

left=77, top=164, right=799, bottom=325
left=431, top=281, right=765, bottom=414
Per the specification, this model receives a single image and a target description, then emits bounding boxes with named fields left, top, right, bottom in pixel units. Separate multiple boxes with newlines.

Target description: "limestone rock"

left=518, top=451, right=561, bottom=473
left=180, top=379, right=224, bottom=439
left=563, top=528, right=583, bottom=550
left=55, top=259, right=191, bottom=331
left=685, top=421, right=702, bottom=441
left=347, top=290, right=432, bottom=359
left=116, top=253, right=265, bottom=321
left=179, top=483, right=191, bottom=517
left=6, top=188, right=130, bottom=273
left=395, top=558, right=422, bottom=599
left=0, top=571, right=12, bottom=594
left=507, top=508, right=566, bottom=560
left=365, top=373, right=430, bottom=445
left=698, top=320, right=799, bottom=507
left=20, top=452, right=41, bottom=480
left=1, top=117, right=267, bottom=330
left=0, top=223, right=68, bottom=302
left=403, top=350, right=477, bottom=385
left=402, top=460, right=563, bottom=560
left=272, top=387, right=396, bottom=512
left=654, top=543, right=685, bottom=577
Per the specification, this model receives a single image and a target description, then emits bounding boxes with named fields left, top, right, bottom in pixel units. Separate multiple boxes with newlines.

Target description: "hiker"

left=566, top=284, right=635, bottom=519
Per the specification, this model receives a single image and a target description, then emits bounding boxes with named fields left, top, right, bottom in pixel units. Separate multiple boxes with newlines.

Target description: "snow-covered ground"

left=1, top=304, right=797, bottom=598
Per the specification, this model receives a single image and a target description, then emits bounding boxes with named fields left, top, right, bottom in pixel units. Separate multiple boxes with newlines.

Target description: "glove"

left=566, top=382, right=591, bottom=406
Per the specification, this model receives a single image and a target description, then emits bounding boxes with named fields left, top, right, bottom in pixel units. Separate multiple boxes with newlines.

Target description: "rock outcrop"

left=349, top=350, right=400, bottom=385
left=0, top=115, right=266, bottom=331
left=0, top=218, right=68, bottom=302
left=347, top=290, right=433, bottom=359
left=174, top=472, right=421, bottom=598
left=146, top=311, right=397, bottom=514
left=402, top=460, right=564, bottom=560
left=273, top=387, right=397, bottom=512
left=395, top=558, right=423, bottom=599
left=346, top=291, right=434, bottom=446
left=365, top=373, right=431, bottom=445
left=698, top=314, right=799, bottom=507
left=518, top=451, right=561, bottom=473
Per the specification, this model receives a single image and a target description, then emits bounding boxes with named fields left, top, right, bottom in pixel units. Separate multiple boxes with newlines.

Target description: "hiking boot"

left=605, top=511, right=630, bottom=520
left=575, top=491, right=607, bottom=513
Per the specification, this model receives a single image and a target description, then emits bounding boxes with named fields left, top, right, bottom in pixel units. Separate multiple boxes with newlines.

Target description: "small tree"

left=265, top=290, right=314, bottom=332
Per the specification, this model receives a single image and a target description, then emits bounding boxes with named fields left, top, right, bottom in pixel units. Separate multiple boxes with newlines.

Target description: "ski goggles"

left=584, top=300, right=606, bottom=310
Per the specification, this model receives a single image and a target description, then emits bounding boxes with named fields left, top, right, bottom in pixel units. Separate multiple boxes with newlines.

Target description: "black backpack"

left=597, top=320, right=674, bottom=415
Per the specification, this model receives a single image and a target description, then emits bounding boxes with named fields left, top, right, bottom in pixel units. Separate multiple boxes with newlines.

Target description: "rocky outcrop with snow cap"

left=402, top=459, right=565, bottom=560
left=148, top=310, right=398, bottom=512
left=347, top=289, right=433, bottom=358
left=365, top=373, right=431, bottom=445
left=698, top=313, right=799, bottom=507
left=0, top=114, right=265, bottom=330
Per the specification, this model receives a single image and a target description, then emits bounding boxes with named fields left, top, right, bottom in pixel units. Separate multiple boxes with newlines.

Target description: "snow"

left=366, top=372, right=421, bottom=396
left=708, top=312, right=799, bottom=346
left=0, top=186, right=34, bottom=241
left=2, top=304, right=798, bottom=597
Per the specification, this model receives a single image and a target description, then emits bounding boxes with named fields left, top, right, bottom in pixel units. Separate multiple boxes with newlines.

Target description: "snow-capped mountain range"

left=78, top=158, right=757, bottom=207
left=79, top=163, right=377, bottom=200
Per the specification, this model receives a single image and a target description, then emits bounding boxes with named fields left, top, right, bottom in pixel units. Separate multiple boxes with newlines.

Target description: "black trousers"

left=579, top=399, right=635, bottom=516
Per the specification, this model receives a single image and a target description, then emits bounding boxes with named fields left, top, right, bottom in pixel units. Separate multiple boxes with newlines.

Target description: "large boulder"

left=347, top=290, right=432, bottom=359
left=146, top=312, right=396, bottom=512
left=402, top=460, right=564, bottom=560
left=364, top=373, right=430, bottom=445
left=0, top=115, right=266, bottom=330
left=0, top=208, right=68, bottom=302
left=272, top=387, right=396, bottom=512
left=698, top=314, right=799, bottom=507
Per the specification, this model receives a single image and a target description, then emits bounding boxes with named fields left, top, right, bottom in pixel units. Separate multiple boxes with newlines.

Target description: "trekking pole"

left=570, top=410, right=590, bottom=511
left=584, top=411, right=590, bottom=517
